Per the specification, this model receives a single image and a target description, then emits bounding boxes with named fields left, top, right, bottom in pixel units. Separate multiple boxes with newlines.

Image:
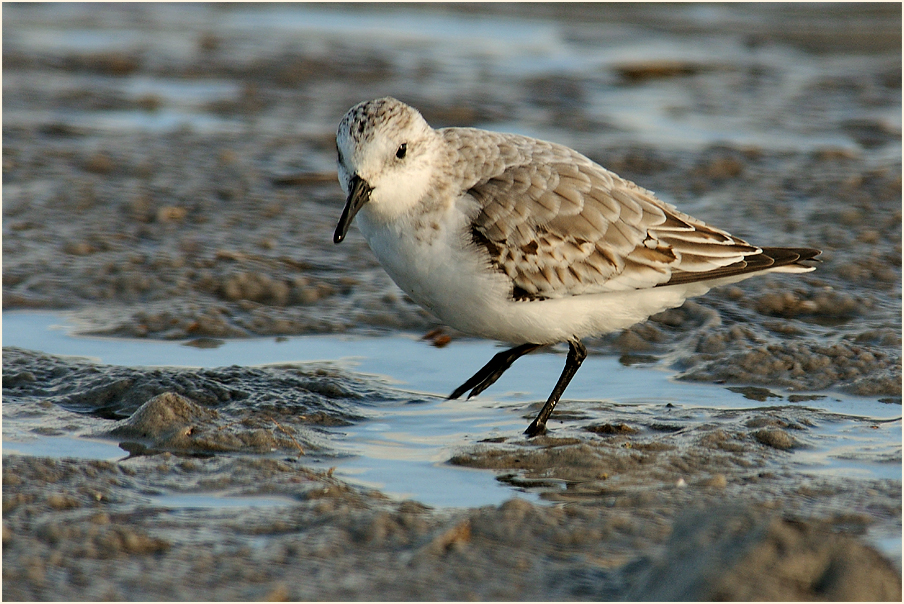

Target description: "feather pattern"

left=442, top=128, right=816, bottom=300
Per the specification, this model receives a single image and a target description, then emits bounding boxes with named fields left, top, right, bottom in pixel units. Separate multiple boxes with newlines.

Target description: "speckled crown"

left=338, top=97, right=422, bottom=143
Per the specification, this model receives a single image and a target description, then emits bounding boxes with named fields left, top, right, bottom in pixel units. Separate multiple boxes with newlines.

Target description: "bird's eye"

left=396, top=143, right=407, bottom=159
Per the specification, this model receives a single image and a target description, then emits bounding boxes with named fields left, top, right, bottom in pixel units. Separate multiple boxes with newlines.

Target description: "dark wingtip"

left=760, top=246, right=822, bottom=266
left=661, top=246, right=822, bottom=287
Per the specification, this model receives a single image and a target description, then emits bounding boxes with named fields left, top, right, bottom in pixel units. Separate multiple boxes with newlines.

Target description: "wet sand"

left=3, top=3, right=901, bottom=600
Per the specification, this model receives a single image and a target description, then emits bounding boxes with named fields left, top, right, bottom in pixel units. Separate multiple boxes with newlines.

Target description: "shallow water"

left=4, top=310, right=900, bottom=509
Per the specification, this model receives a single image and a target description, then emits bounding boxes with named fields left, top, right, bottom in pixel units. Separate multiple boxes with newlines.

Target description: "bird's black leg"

left=524, top=339, right=587, bottom=437
left=449, top=343, right=542, bottom=400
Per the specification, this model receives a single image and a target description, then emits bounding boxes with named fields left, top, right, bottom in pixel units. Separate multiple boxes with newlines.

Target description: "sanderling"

left=333, top=97, right=820, bottom=437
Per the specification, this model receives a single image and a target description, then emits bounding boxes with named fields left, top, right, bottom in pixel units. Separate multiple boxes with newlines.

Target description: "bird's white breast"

left=354, top=198, right=706, bottom=345
left=356, top=201, right=514, bottom=336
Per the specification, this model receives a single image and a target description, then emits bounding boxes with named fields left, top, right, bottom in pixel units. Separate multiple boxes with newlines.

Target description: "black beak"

left=333, top=174, right=373, bottom=244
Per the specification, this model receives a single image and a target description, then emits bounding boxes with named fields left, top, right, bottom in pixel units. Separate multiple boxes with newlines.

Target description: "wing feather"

left=610, top=187, right=644, bottom=224
left=588, top=187, right=621, bottom=221
left=453, top=129, right=818, bottom=299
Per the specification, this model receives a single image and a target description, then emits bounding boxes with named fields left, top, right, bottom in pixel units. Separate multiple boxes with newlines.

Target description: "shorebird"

left=333, top=97, right=819, bottom=436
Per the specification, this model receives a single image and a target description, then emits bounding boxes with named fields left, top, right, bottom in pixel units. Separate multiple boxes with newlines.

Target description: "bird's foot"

left=523, top=419, right=547, bottom=438
left=448, top=343, right=542, bottom=400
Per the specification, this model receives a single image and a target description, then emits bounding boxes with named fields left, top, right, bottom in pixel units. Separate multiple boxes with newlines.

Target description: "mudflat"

left=3, top=4, right=901, bottom=600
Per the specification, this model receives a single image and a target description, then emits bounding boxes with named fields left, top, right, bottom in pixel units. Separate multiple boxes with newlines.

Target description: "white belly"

left=356, top=205, right=707, bottom=345
left=356, top=205, right=511, bottom=336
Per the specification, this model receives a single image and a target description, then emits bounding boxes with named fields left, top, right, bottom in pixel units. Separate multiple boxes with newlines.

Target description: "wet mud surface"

left=3, top=3, right=901, bottom=601
left=4, top=347, right=902, bottom=601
